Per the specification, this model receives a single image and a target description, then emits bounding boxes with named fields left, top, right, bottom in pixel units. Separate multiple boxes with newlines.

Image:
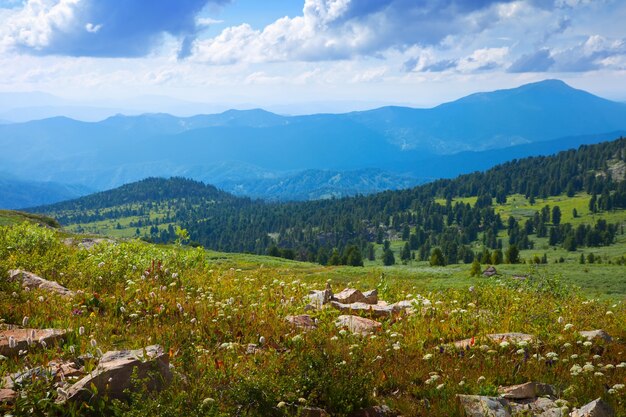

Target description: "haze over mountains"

left=2, top=79, right=626, bottom=209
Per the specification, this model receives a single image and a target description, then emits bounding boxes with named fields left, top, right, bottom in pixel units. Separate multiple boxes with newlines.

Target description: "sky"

left=0, top=0, right=624, bottom=113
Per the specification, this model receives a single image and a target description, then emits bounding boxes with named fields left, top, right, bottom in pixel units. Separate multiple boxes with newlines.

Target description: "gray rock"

left=59, top=345, right=172, bottom=403
left=578, top=330, right=612, bottom=343
left=8, top=270, right=74, bottom=297
left=307, top=289, right=333, bottom=308
left=499, top=382, right=556, bottom=400
left=570, top=398, right=614, bottom=417
left=330, top=301, right=395, bottom=318
left=0, top=328, right=67, bottom=356
left=362, top=289, right=378, bottom=305
left=457, top=394, right=511, bottom=417
left=333, top=288, right=366, bottom=304
left=285, top=315, right=317, bottom=330
left=483, top=266, right=498, bottom=277
left=510, top=397, right=565, bottom=416
left=335, top=315, right=382, bottom=335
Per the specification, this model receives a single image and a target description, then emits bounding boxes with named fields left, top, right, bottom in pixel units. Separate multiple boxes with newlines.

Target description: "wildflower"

left=22, top=316, right=29, bottom=327
left=499, top=341, right=510, bottom=348
left=617, top=362, right=626, bottom=368
left=516, top=349, right=525, bottom=355
left=40, top=338, right=47, bottom=348
left=477, top=376, right=486, bottom=383
left=330, top=336, right=339, bottom=341
left=392, top=342, right=401, bottom=351
left=90, top=338, right=97, bottom=347
left=38, top=296, right=44, bottom=302
left=546, top=352, right=558, bottom=360
left=570, top=364, right=582, bottom=376
left=339, top=329, right=347, bottom=336
left=423, top=353, right=433, bottom=360
left=583, top=341, right=593, bottom=347
left=202, top=398, right=215, bottom=406
left=563, top=342, right=572, bottom=349
left=594, top=372, right=604, bottom=377
left=469, top=286, right=475, bottom=292
left=458, top=380, right=465, bottom=386
left=606, top=311, right=613, bottom=315
left=557, top=316, right=564, bottom=324
left=613, top=384, right=625, bottom=391
left=69, top=345, right=75, bottom=354
left=8, top=336, right=16, bottom=349
left=0, top=355, right=6, bottom=361
left=582, top=363, right=595, bottom=372
left=277, top=401, right=286, bottom=409
left=564, top=323, right=574, bottom=331
left=292, top=335, right=303, bottom=342
left=79, top=326, right=85, bottom=336
left=98, top=262, right=105, bottom=268
left=436, top=383, right=445, bottom=390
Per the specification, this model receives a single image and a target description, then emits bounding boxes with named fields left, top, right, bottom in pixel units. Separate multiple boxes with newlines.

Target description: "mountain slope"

left=3, top=80, right=626, bottom=194
left=0, top=174, right=92, bottom=209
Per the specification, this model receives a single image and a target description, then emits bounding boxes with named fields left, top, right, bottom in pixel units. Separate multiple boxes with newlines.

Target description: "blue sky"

left=0, top=0, right=624, bottom=113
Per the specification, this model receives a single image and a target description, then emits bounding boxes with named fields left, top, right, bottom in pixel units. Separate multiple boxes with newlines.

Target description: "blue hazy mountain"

left=0, top=173, right=93, bottom=209
left=1, top=80, right=625, bottom=198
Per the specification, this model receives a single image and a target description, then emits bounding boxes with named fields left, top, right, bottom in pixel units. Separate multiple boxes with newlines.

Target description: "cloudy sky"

left=0, top=0, right=624, bottom=112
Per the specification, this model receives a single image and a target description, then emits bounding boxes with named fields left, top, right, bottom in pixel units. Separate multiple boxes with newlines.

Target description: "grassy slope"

left=1, top=222, right=625, bottom=416
left=0, top=209, right=60, bottom=228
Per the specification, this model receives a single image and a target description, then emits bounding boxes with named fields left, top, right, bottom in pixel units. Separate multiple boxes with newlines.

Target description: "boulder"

left=570, top=398, right=614, bottom=417
left=8, top=270, right=74, bottom=297
left=333, top=288, right=366, bottom=304
left=454, top=333, right=534, bottom=350
left=498, top=382, right=556, bottom=400
left=0, top=328, right=67, bottom=356
left=457, top=394, right=511, bottom=417
left=362, top=289, right=378, bottom=305
left=0, top=388, right=17, bottom=404
left=307, top=289, right=333, bottom=309
left=509, top=397, right=564, bottom=416
left=59, top=345, right=172, bottom=403
left=330, top=301, right=395, bottom=318
left=335, top=315, right=382, bottom=335
left=482, top=266, right=498, bottom=277
left=350, top=405, right=397, bottom=416
left=579, top=330, right=612, bottom=343
left=286, top=315, right=317, bottom=330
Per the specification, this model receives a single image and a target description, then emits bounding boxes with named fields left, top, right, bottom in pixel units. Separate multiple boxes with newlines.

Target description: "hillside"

left=0, top=173, right=92, bottom=209
left=33, top=136, right=626, bottom=268
left=2, top=80, right=626, bottom=196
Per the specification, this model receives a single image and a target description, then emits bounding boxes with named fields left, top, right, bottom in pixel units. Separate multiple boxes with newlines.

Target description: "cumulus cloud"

left=1, top=0, right=228, bottom=57
left=508, top=49, right=555, bottom=72
left=191, top=0, right=520, bottom=64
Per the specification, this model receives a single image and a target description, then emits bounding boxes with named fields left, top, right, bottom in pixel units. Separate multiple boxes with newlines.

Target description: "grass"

left=1, top=222, right=626, bottom=416
left=0, top=210, right=60, bottom=228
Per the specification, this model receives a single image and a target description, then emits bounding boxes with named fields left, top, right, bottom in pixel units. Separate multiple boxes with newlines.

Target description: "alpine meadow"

left=1, top=1, right=626, bottom=417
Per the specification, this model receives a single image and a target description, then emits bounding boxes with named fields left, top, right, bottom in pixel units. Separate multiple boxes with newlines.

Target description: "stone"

left=298, top=406, right=331, bottom=417
left=350, top=405, right=397, bottom=416
left=579, top=330, right=612, bottom=343
left=335, top=315, right=382, bottom=335
left=498, top=382, right=556, bottom=400
left=333, top=288, right=366, bottom=304
left=510, top=397, right=564, bottom=417
left=8, top=270, right=74, bottom=297
left=59, top=345, right=172, bottom=404
left=483, top=266, right=498, bottom=277
left=570, top=398, right=614, bottom=417
left=285, top=315, right=317, bottom=330
left=0, top=328, right=67, bottom=356
left=330, top=301, right=396, bottom=318
left=0, top=388, right=17, bottom=404
left=307, top=289, right=333, bottom=309
left=362, top=289, right=378, bottom=305
left=457, top=394, right=511, bottom=417
left=454, top=333, right=534, bottom=350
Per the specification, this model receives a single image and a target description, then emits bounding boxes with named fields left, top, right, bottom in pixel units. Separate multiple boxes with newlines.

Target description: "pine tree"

left=382, top=248, right=395, bottom=266
left=430, top=248, right=446, bottom=266
left=400, top=242, right=411, bottom=262
left=470, top=259, right=481, bottom=277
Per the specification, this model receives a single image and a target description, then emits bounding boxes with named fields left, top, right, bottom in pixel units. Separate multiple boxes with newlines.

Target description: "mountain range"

left=2, top=79, right=626, bottom=208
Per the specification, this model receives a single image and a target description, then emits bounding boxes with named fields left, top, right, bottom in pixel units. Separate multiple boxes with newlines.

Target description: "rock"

left=333, top=288, right=366, bottom=304
left=510, top=397, right=564, bottom=416
left=307, top=289, right=333, bottom=309
left=330, top=301, right=395, bottom=318
left=579, top=330, right=612, bottom=343
left=350, top=405, right=397, bottom=416
left=483, top=266, right=498, bottom=277
left=335, top=315, right=382, bottom=335
left=457, top=394, right=511, bottom=417
left=0, top=388, right=17, bottom=404
left=8, top=270, right=74, bottom=297
left=498, top=382, right=556, bottom=399
left=298, top=406, right=331, bottom=417
left=570, top=398, right=614, bottom=417
left=362, top=289, right=378, bottom=305
left=59, top=345, right=172, bottom=404
left=454, top=333, right=534, bottom=350
left=285, top=315, right=317, bottom=330
left=0, top=328, right=67, bottom=356
left=245, top=344, right=261, bottom=355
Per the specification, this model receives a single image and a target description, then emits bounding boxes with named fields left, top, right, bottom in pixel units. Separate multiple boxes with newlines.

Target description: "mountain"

left=3, top=80, right=626, bottom=196
left=0, top=173, right=93, bottom=209
left=218, top=168, right=425, bottom=201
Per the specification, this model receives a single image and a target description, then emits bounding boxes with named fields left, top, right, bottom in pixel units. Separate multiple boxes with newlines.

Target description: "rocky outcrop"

left=335, top=315, right=382, bottom=335
left=59, top=345, right=172, bottom=403
left=333, top=288, right=367, bottom=304
left=8, top=270, right=74, bottom=297
left=0, top=388, right=17, bottom=404
left=482, top=266, right=498, bottom=277
left=298, top=406, right=331, bottom=417
left=570, top=398, right=614, bottom=417
left=0, top=328, right=67, bottom=356
left=307, top=288, right=333, bottom=309
left=457, top=394, right=511, bottom=416
left=331, top=301, right=395, bottom=318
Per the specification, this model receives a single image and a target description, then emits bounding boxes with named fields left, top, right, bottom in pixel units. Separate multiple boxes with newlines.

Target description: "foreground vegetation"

left=1, top=222, right=625, bottom=416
